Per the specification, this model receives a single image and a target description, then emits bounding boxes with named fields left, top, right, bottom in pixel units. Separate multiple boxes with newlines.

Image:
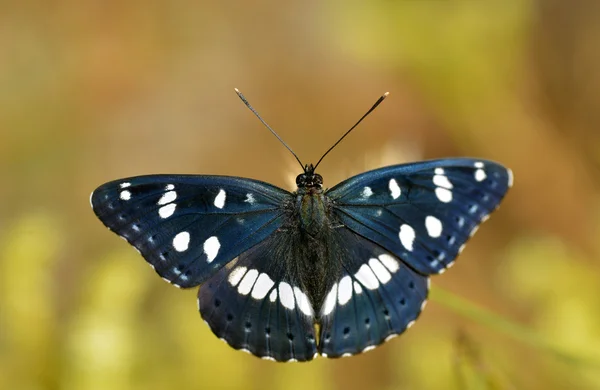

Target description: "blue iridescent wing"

left=198, top=230, right=318, bottom=362
left=326, top=158, right=513, bottom=275
left=317, top=226, right=428, bottom=358
left=91, top=175, right=289, bottom=288
left=316, top=158, right=512, bottom=357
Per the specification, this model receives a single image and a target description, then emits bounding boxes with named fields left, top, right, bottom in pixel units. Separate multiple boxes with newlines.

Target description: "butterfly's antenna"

left=313, top=92, right=389, bottom=171
left=234, top=88, right=305, bottom=171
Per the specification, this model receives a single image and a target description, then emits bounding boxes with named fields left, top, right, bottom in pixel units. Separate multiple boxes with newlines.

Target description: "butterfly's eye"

left=296, top=173, right=307, bottom=186
left=314, top=174, right=323, bottom=186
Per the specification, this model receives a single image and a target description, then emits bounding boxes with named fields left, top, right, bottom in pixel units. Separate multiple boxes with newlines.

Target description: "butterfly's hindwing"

left=198, top=230, right=318, bottom=362
left=317, top=227, right=428, bottom=357
left=327, top=159, right=512, bottom=275
left=91, top=175, right=289, bottom=288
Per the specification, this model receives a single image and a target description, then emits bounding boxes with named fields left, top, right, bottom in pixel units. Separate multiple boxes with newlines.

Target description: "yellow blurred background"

left=2, top=1, right=600, bottom=389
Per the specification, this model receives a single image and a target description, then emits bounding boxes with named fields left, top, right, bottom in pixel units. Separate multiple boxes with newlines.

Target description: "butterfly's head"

left=296, top=164, right=323, bottom=188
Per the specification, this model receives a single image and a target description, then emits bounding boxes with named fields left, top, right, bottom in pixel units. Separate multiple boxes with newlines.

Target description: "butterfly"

left=91, top=90, right=512, bottom=362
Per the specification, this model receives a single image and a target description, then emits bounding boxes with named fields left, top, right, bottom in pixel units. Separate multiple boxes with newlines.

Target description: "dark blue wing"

left=326, top=158, right=512, bottom=275
left=317, top=227, right=428, bottom=358
left=198, top=230, right=318, bottom=362
left=91, top=175, right=289, bottom=288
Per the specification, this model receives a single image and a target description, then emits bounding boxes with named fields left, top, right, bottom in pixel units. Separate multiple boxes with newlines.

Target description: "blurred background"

left=1, top=1, right=600, bottom=389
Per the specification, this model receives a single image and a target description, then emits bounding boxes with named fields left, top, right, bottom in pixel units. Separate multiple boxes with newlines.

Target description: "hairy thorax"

left=296, top=187, right=328, bottom=238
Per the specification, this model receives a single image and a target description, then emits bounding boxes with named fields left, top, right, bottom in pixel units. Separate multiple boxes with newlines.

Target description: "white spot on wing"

left=362, top=186, right=373, bottom=198
left=425, top=216, right=443, bottom=238
left=278, top=282, right=295, bottom=310
left=337, top=276, right=353, bottom=305
left=378, top=254, right=399, bottom=272
left=251, top=273, right=275, bottom=299
left=159, top=204, right=176, bottom=218
left=507, top=168, right=514, bottom=187
left=435, top=187, right=453, bottom=203
left=469, top=225, right=480, bottom=237
left=158, top=190, right=177, bottom=205
left=238, top=269, right=259, bottom=295
left=433, top=174, right=453, bottom=189
left=214, top=189, right=226, bottom=209
left=228, top=266, right=247, bottom=287
left=368, top=258, right=392, bottom=284
left=354, top=264, right=380, bottom=290
left=120, top=182, right=131, bottom=188
left=399, top=224, right=415, bottom=251
left=321, top=283, right=337, bottom=315
left=172, top=231, right=190, bottom=252
left=384, top=334, right=397, bottom=342
left=388, top=179, right=401, bottom=199
left=166, top=184, right=175, bottom=190
left=362, top=345, right=376, bottom=353
left=244, top=193, right=255, bottom=204
left=120, top=190, right=131, bottom=201
left=474, top=169, right=486, bottom=182
left=203, top=236, right=220, bottom=263
left=474, top=161, right=484, bottom=168
left=353, top=281, right=363, bottom=294
left=293, top=287, right=314, bottom=316
left=269, top=289, right=277, bottom=302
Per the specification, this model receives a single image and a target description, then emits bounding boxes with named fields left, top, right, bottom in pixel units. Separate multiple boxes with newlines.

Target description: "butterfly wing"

left=91, top=175, right=289, bottom=288
left=316, top=158, right=511, bottom=357
left=317, top=226, right=428, bottom=358
left=198, top=229, right=318, bottom=362
left=326, top=158, right=512, bottom=275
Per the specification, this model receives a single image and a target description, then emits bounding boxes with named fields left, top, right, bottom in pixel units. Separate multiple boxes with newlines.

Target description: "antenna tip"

left=383, top=92, right=390, bottom=97
left=234, top=88, right=240, bottom=93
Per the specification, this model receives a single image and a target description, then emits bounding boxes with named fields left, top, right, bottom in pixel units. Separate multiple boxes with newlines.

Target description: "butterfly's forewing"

left=198, top=230, right=318, bottom=362
left=326, top=159, right=512, bottom=275
left=317, top=227, right=428, bottom=358
left=91, top=175, right=289, bottom=288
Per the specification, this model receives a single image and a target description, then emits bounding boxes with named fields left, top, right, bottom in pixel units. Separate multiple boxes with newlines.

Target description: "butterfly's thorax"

left=296, top=187, right=327, bottom=237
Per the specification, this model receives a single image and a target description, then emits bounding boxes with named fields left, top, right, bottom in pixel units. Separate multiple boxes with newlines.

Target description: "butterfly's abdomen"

left=297, top=190, right=327, bottom=237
